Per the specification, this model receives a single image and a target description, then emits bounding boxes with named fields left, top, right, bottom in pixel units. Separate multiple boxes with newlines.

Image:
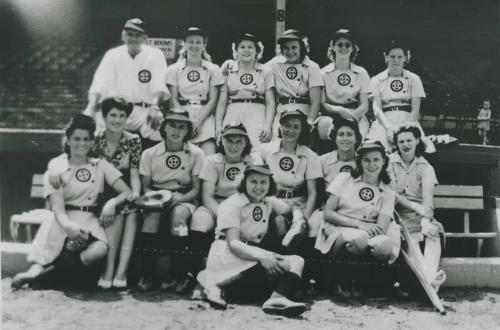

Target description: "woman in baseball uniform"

left=315, top=140, right=400, bottom=262
left=366, top=40, right=434, bottom=153
left=388, top=124, right=445, bottom=291
left=216, top=33, right=275, bottom=150
left=257, top=110, right=321, bottom=250
left=197, top=165, right=307, bottom=316
left=167, top=27, right=224, bottom=155
left=12, top=114, right=132, bottom=289
left=269, top=29, right=323, bottom=136
left=137, top=109, right=205, bottom=291
left=314, top=29, right=371, bottom=154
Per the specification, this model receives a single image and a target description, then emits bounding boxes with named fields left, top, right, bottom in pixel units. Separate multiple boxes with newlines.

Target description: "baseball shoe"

left=262, top=295, right=306, bottom=317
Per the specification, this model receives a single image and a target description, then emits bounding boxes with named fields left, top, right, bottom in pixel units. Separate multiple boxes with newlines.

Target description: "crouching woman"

left=197, top=165, right=307, bottom=317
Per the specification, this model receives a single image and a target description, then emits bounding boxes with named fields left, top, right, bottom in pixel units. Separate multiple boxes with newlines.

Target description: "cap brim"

left=357, top=142, right=385, bottom=153
left=222, top=128, right=248, bottom=137
left=277, top=35, right=301, bottom=44
left=279, top=111, right=306, bottom=123
left=124, top=23, right=145, bottom=33
left=245, top=167, right=273, bottom=176
left=164, top=114, right=191, bottom=122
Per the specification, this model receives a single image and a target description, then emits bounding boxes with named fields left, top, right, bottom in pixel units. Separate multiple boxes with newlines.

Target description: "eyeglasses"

left=335, top=42, right=352, bottom=48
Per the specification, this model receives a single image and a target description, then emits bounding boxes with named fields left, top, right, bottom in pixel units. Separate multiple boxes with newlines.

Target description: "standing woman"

left=388, top=124, right=445, bottom=291
left=258, top=110, right=321, bottom=249
left=11, top=114, right=132, bottom=289
left=216, top=33, right=275, bottom=150
left=315, top=29, right=371, bottom=154
left=93, top=98, right=142, bottom=289
left=315, top=141, right=400, bottom=264
left=269, top=29, right=323, bottom=135
left=366, top=40, right=434, bottom=153
left=166, top=27, right=224, bottom=155
left=197, top=165, right=307, bottom=316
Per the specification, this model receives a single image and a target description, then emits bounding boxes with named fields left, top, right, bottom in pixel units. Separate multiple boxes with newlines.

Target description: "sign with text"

left=147, top=38, right=177, bottom=59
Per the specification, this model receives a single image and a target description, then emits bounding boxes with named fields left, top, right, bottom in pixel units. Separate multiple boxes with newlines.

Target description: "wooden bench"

left=9, top=174, right=47, bottom=242
left=434, top=185, right=497, bottom=257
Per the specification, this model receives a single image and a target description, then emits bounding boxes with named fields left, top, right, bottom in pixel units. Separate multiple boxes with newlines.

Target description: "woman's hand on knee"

left=358, top=222, right=384, bottom=237
left=260, top=253, right=286, bottom=279
left=99, top=199, right=117, bottom=228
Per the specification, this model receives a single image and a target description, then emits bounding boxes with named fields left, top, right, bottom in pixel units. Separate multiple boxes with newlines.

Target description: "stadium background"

left=0, top=0, right=499, bottom=241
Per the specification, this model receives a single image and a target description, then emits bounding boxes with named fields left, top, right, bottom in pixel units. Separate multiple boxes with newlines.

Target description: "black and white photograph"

left=1, top=0, right=499, bottom=329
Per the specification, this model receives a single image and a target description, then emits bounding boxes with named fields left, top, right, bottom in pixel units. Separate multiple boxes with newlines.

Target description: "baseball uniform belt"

left=178, top=99, right=208, bottom=106
left=276, top=187, right=306, bottom=199
left=133, top=102, right=153, bottom=108
left=327, top=101, right=359, bottom=109
left=65, top=204, right=100, bottom=214
left=216, top=234, right=259, bottom=246
left=229, top=98, right=265, bottom=104
left=279, top=96, right=310, bottom=105
left=383, top=105, right=411, bottom=113
left=152, top=186, right=190, bottom=194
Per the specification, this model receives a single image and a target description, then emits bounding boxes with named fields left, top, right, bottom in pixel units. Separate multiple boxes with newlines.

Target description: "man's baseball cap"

left=164, top=109, right=191, bottom=123
left=222, top=122, right=248, bottom=137
left=279, top=109, right=307, bottom=123
left=277, top=29, right=303, bottom=44
left=124, top=18, right=146, bottom=33
left=244, top=164, right=272, bottom=176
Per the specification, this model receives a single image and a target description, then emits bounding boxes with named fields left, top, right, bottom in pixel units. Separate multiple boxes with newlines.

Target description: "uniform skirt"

left=477, top=120, right=490, bottom=131
left=182, top=104, right=215, bottom=144
left=224, top=102, right=266, bottom=150
left=27, top=210, right=108, bottom=266
left=398, top=210, right=445, bottom=246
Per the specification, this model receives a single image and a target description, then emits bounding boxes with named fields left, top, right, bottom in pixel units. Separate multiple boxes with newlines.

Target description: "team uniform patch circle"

left=390, top=80, right=403, bottom=92
left=286, top=67, right=298, bottom=79
left=253, top=206, right=263, bottom=221
left=166, top=155, right=181, bottom=169
left=279, top=157, right=294, bottom=171
left=359, top=187, right=375, bottom=201
left=226, top=167, right=241, bottom=181
left=337, top=73, right=351, bottom=86
left=187, top=71, right=201, bottom=82
left=138, top=70, right=151, bottom=83
left=75, top=168, right=91, bottom=182
left=340, top=165, right=354, bottom=173
left=240, top=73, right=253, bottom=85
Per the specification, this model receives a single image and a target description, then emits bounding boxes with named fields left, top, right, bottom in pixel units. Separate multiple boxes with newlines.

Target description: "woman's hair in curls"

left=159, top=119, right=194, bottom=142
left=278, top=115, right=312, bottom=146
left=393, top=125, right=426, bottom=157
left=216, top=134, right=253, bottom=158
left=329, top=119, right=362, bottom=151
left=232, top=39, right=264, bottom=61
left=63, top=114, right=96, bottom=155
left=237, top=171, right=277, bottom=197
left=351, top=149, right=391, bottom=185
left=101, top=97, right=133, bottom=118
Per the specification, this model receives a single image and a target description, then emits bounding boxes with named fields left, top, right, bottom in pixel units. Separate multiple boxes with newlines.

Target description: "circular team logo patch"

left=138, top=70, right=151, bottom=83
left=340, top=165, right=354, bottom=173
left=279, top=157, right=294, bottom=171
left=286, top=67, right=298, bottom=80
left=75, top=168, right=91, bottom=182
left=253, top=206, right=263, bottom=221
left=390, top=79, right=403, bottom=92
left=226, top=167, right=241, bottom=181
left=240, top=73, right=253, bottom=85
left=359, top=187, right=375, bottom=201
left=187, top=70, right=200, bottom=82
left=166, top=155, right=181, bottom=169
left=337, top=73, right=351, bottom=86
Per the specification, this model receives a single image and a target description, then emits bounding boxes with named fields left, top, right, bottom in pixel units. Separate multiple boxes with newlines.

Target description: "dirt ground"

left=2, top=279, right=500, bottom=330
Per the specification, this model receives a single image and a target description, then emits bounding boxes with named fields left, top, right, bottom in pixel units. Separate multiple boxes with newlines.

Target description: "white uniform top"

left=327, top=172, right=395, bottom=223
left=139, top=142, right=205, bottom=191
left=269, top=56, right=324, bottom=99
left=318, top=150, right=356, bottom=186
left=45, top=155, right=122, bottom=205
left=371, top=69, right=426, bottom=108
left=221, top=60, right=274, bottom=100
left=322, top=62, right=371, bottom=105
left=217, top=193, right=290, bottom=243
left=257, top=139, right=322, bottom=190
left=199, top=153, right=259, bottom=199
left=387, top=152, right=438, bottom=207
left=166, top=59, right=224, bottom=101
left=89, top=45, right=169, bottom=102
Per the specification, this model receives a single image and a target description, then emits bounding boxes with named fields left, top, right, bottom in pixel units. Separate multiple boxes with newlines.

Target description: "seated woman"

left=388, top=124, right=445, bottom=291
left=315, top=141, right=400, bottom=294
left=257, top=110, right=321, bottom=250
left=138, top=109, right=205, bottom=291
left=11, top=114, right=131, bottom=289
left=197, top=165, right=307, bottom=317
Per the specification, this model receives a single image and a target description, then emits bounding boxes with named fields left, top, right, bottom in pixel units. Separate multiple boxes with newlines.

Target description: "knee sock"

left=168, top=235, right=189, bottom=279
left=52, top=248, right=87, bottom=287
left=140, top=233, right=159, bottom=279
left=187, top=230, right=213, bottom=275
left=275, top=272, right=302, bottom=299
